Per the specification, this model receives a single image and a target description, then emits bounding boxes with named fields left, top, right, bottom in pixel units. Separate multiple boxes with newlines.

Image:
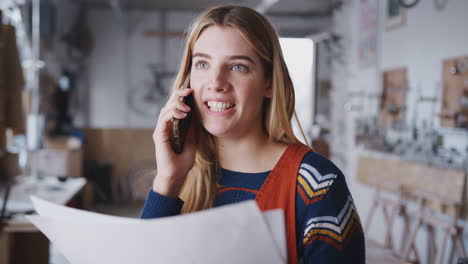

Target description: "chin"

left=203, top=123, right=233, bottom=138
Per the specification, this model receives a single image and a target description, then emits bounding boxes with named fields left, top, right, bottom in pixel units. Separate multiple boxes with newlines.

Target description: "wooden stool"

left=401, top=190, right=467, bottom=264
left=365, top=179, right=418, bottom=264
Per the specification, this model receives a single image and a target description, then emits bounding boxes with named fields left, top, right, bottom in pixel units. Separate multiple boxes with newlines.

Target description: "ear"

left=264, top=79, right=273, bottom=98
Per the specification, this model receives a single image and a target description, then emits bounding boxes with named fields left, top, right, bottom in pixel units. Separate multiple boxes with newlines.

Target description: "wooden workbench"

left=0, top=176, right=87, bottom=264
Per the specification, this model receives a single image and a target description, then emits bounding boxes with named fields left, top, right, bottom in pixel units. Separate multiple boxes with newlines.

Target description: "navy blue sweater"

left=141, top=152, right=365, bottom=263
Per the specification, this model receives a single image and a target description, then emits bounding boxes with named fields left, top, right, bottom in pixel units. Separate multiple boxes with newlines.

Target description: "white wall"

left=87, top=9, right=195, bottom=128
left=330, top=0, right=468, bottom=260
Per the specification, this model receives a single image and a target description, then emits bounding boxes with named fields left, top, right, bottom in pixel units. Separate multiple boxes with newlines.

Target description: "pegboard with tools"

left=441, top=55, right=468, bottom=128
left=379, top=68, right=408, bottom=126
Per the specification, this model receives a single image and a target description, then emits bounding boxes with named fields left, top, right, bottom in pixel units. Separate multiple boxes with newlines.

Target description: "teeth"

left=207, top=101, right=234, bottom=112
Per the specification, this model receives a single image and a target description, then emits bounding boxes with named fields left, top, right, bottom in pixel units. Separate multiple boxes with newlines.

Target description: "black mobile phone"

left=170, top=75, right=194, bottom=154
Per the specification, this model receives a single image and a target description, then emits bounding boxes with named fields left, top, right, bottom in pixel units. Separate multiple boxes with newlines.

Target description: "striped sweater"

left=140, top=152, right=365, bottom=263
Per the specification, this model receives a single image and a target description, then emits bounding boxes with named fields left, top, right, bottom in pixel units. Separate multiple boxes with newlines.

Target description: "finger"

left=161, top=92, right=191, bottom=117
left=172, top=109, right=188, bottom=119
left=174, top=100, right=191, bottom=113
left=167, top=88, right=192, bottom=104
left=175, top=88, right=193, bottom=97
left=159, top=108, right=187, bottom=124
left=166, top=88, right=181, bottom=102
left=154, top=107, right=171, bottom=142
left=155, top=108, right=187, bottom=141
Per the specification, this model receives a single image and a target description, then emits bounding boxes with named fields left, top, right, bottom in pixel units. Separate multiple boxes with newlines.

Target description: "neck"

left=214, top=130, right=286, bottom=173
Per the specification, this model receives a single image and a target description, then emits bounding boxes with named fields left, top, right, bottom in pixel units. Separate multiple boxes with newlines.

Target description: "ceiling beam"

left=266, top=11, right=330, bottom=18
left=255, top=0, right=279, bottom=14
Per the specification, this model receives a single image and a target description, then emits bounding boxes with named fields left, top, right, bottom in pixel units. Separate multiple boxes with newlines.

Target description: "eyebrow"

left=192, top=52, right=256, bottom=65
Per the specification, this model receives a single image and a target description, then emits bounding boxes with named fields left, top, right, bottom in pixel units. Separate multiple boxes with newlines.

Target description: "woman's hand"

left=152, top=87, right=196, bottom=198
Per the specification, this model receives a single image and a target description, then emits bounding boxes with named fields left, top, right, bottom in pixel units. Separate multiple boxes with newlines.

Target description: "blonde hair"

left=170, top=5, right=303, bottom=213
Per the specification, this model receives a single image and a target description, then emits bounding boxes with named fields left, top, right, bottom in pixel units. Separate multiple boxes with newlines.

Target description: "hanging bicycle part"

left=434, top=0, right=449, bottom=11
left=398, top=0, right=420, bottom=9
left=61, top=3, right=94, bottom=63
left=127, top=63, right=175, bottom=117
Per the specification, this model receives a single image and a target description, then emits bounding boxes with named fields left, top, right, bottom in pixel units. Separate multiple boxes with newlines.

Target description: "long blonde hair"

left=170, top=5, right=302, bottom=213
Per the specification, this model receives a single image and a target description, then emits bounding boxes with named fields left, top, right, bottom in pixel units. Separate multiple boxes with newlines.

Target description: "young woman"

left=141, top=5, right=365, bottom=263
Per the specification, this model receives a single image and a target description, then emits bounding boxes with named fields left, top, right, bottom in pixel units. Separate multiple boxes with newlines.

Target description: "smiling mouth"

left=206, top=101, right=236, bottom=112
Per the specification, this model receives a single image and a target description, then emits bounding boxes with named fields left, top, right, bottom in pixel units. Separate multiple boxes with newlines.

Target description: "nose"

left=207, top=67, right=229, bottom=92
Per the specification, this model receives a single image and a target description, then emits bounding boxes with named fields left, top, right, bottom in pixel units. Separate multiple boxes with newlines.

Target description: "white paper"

left=263, top=209, right=287, bottom=260
left=27, top=196, right=286, bottom=264
left=30, top=196, right=128, bottom=223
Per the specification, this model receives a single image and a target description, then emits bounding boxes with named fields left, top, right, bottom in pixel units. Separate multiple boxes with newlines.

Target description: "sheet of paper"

left=30, top=196, right=129, bottom=223
left=31, top=195, right=287, bottom=256
left=27, top=196, right=286, bottom=264
left=263, top=209, right=287, bottom=260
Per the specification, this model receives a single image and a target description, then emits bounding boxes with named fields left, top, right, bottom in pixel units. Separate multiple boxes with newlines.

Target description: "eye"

left=195, top=61, right=208, bottom=69
left=231, top=64, right=248, bottom=72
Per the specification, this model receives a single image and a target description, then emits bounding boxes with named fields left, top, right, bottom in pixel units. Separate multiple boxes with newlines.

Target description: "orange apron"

left=255, top=143, right=312, bottom=264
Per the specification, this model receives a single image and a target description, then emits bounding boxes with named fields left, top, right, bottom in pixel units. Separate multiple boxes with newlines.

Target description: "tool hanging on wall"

left=450, top=58, right=468, bottom=75
left=61, top=3, right=93, bottom=63
left=398, top=0, right=420, bottom=8
left=434, top=0, right=449, bottom=11
left=51, top=69, right=75, bottom=135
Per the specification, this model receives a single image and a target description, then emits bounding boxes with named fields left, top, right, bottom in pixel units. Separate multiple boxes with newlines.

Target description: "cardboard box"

left=30, top=149, right=83, bottom=178
left=44, top=136, right=81, bottom=150
left=44, top=137, right=69, bottom=149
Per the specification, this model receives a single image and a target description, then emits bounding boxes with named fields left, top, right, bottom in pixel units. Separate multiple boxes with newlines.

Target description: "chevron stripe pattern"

left=303, top=195, right=362, bottom=250
left=297, top=163, right=337, bottom=205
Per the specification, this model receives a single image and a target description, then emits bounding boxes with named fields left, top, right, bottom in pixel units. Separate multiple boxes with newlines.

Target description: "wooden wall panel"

left=0, top=122, right=5, bottom=155
left=83, top=128, right=155, bottom=201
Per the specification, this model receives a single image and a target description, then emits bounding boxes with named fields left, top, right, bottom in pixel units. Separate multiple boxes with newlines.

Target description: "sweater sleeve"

left=140, top=189, right=184, bottom=219
left=295, top=152, right=365, bottom=263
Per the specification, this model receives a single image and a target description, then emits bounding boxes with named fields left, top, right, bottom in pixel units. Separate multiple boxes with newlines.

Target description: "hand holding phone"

left=152, top=74, right=196, bottom=198
left=170, top=75, right=194, bottom=154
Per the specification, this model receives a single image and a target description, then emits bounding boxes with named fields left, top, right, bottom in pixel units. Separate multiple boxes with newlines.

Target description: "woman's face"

left=190, top=25, right=271, bottom=140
